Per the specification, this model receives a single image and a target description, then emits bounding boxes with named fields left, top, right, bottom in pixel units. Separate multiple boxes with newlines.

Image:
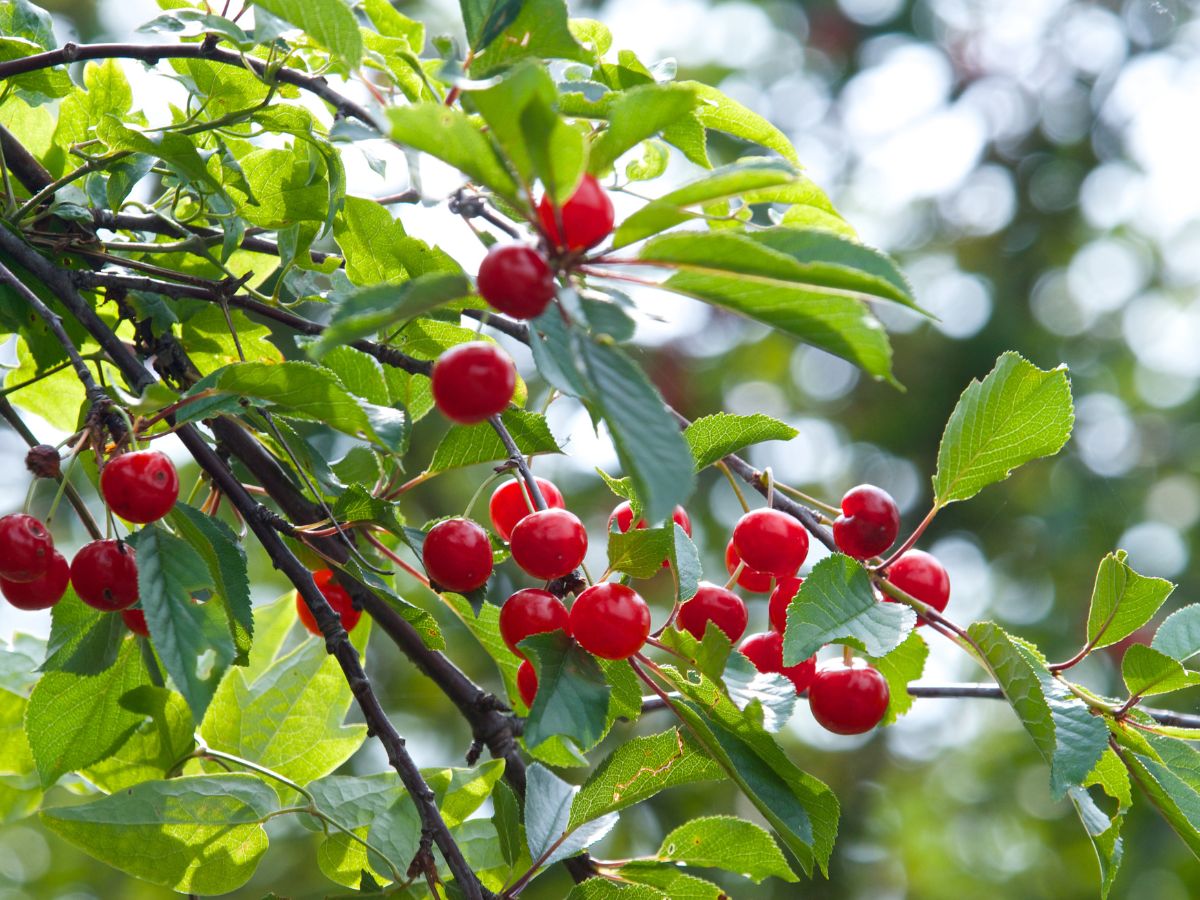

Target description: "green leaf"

left=1084, top=551, right=1175, bottom=652
left=866, top=630, right=929, bottom=725
left=0, top=0, right=55, bottom=49
left=580, top=338, right=695, bottom=523
left=82, top=686, right=195, bottom=793
left=589, top=84, right=698, bottom=176
left=1122, top=749, right=1200, bottom=859
left=969, top=622, right=1108, bottom=800
left=470, top=0, right=589, bottom=76
left=443, top=591, right=522, bottom=701
left=129, top=525, right=235, bottom=723
left=253, top=0, right=362, bottom=67
left=426, top=408, right=561, bottom=474
left=681, top=81, right=797, bottom=162
left=638, top=231, right=898, bottom=383
left=722, top=652, right=795, bottom=732
left=388, top=104, right=518, bottom=202
left=234, top=147, right=330, bottom=229
left=567, top=883, right=667, bottom=900
left=40, top=774, right=276, bottom=894
left=460, top=0, right=523, bottom=52
left=670, top=524, right=701, bottom=602
left=1069, top=782, right=1125, bottom=899
left=1152, top=604, right=1200, bottom=662
left=41, top=588, right=124, bottom=675
left=569, top=727, right=723, bottom=829
left=524, top=763, right=618, bottom=868
left=199, top=604, right=370, bottom=788
left=607, top=524, right=674, bottom=578
left=306, top=773, right=406, bottom=886
left=783, top=554, right=914, bottom=664
left=25, top=638, right=148, bottom=787
left=933, top=352, right=1074, bottom=507
left=657, top=815, right=797, bottom=883
left=309, top=273, right=472, bottom=358
left=683, top=412, right=797, bottom=471
left=522, top=631, right=610, bottom=752
left=659, top=667, right=838, bottom=877
left=492, top=779, right=526, bottom=868
left=613, top=862, right=726, bottom=899
left=1121, top=644, right=1200, bottom=697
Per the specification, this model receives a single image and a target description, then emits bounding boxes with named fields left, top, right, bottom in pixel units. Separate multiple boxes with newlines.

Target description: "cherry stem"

left=877, top=505, right=939, bottom=572
left=644, top=636, right=688, bottom=662
left=365, top=531, right=431, bottom=588
left=44, top=430, right=89, bottom=527
left=715, top=460, right=750, bottom=512
left=463, top=468, right=505, bottom=520
left=842, top=644, right=853, bottom=666
left=724, top=560, right=745, bottom=591
left=763, top=466, right=775, bottom=508
left=773, top=481, right=839, bottom=517
left=1048, top=639, right=1099, bottom=674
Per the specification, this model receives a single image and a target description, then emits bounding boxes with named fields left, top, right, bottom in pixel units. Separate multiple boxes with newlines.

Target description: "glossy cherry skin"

left=832, top=485, right=900, bottom=560
left=509, top=509, right=588, bottom=581
left=808, top=658, right=890, bottom=735
left=121, top=607, right=150, bottom=637
left=768, top=576, right=802, bottom=634
left=570, top=582, right=651, bottom=660
left=610, top=501, right=692, bottom=567
left=724, top=541, right=777, bottom=594
left=430, top=342, right=517, bottom=425
left=0, top=513, right=55, bottom=583
left=489, top=477, right=565, bottom=542
left=499, top=588, right=570, bottom=658
left=71, top=539, right=139, bottom=611
left=100, top=450, right=180, bottom=524
left=477, top=244, right=557, bottom=320
left=1, top=550, right=69, bottom=610
left=536, top=175, right=615, bottom=251
left=885, top=549, right=950, bottom=626
left=676, top=582, right=748, bottom=643
left=739, top=630, right=817, bottom=694
left=517, top=659, right=539, bottom=707
left=422, top=518, right=494, bottom=593
left=296, top=569, right=363, bottom=635
left=732, top=508, right=809, bottom=577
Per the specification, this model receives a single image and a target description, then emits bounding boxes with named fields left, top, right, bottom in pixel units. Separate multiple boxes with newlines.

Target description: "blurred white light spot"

left=791, top=346, right=860, bottom=402
left=1075, top=393, right=1140, bottom=476
left=725, top=380, right=790, bottom=420
left=1145, top=474, right=1200, bottom=530
left=758, top=417, right=846, bottom=486
left=1117, top=521, right=1189, bottom=578
left=927, top=535, right=992, bottom=623
left=1122, top=292, right=1200, bottom=378
left=842, top=43, right=953, bottom=139
left=838, top=0, right=905, bottom=26
left=1080, top=162, right=1144, bottom=230
left=1067, top=238, right=1149, bottom=316
left=939, top=164, right=1017, bottom=236
left=1134, top=365, right=1198, bottom=409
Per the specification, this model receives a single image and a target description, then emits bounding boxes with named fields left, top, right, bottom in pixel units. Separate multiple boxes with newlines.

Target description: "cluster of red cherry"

left=0, top=449, right=180, bottom=636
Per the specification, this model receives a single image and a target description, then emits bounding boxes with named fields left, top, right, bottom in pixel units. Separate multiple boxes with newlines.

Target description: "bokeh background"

left=2, top=0, right=1200, bottom=897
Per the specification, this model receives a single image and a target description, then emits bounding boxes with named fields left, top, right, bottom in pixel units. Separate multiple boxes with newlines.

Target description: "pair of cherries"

left=1, top=450, right=179, bottom=623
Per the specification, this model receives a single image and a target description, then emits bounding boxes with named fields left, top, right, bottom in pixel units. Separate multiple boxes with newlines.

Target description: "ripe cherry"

left=517, top=659, right=538, bottom=707
left=610, top=501, right=692, bottom=567
left=768, top=576, right=802, bottom=634
left=885, top=549, right=950, bottom=625
left=536, top=175, right=615, bottom=251
left=732, top=508, right=809, bottom=577
left=570, top=582, right=651, bottom=660
left=739, top=630, right=817, bottom=694
left=489, top=477, right=565, bottom=542
left=296, top=569, right=362, bottom=636
left=431, top=342, right=517, bottom=425
left=422, top=518, right=494, bottom=593
left=724, top=541, right=776, bottom=594
left=808, top=658, right=890, bottom=735
left=509, top=509, right=588, bottom=581
left=100, top=450, right=180, bottom=524
left=71, top=539, right=139, bottom=611
left=121, top=607, right=149, bottom=637
left=833, top=484, right=900, bottom=560
left=499, top=588, right=570, bottom=658
left=1, top=550, right=69, bottom=610
left=477, top=244, right=557, bottom=320
left=0, top=513, right=54, bottom=583
left=676, top=582, right=748, bottom=643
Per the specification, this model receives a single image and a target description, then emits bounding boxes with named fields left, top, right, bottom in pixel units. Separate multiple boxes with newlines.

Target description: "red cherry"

left=477, top=244, right=557, bottom=320
left=768, top=576, right=803, bottom=634
left=296, top=569, right=362, bottom=635
left=509, top=509, right=588, bottom=581
left=610, top=501, right=692, bottom=568
left=71, top=539, right=139, bottom=611
left=499, top=588, right=570, bottom=658
left=676, top=582, right=747, bottom=643
left=1, top=550, right=69, bottom=610
left=724, top=541, right=776, bottom=594
left=569, top=582, right=651, bottom=660
left=431, top=342, right=517, bottom=425
left=832, top=484, right=900, bottom=560
left=489, top=477, right=565, bottom=542
left=121, top=607, right=149, bottom=637
left=732, top=508, right=808, bottom=577
left=0, top=513, right=54, bottom=583
left=100, top=450, right=180, bottom=524
left=739, top=630, right=817, bottom=694
left=517, top=659, right=538, bottom=707
left=422, top=518, right=494, bottom=593
left=808, top=658, right=890, bottom=734
left=536, top=175, right=615, bottom=251
left=885, top=549, right=950, bottom=626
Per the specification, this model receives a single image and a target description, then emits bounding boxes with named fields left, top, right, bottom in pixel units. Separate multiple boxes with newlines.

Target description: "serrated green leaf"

left=933, top=352, right=1074, bottom=506
left=41, top=588, right=124, bottom=676
left=783, top=554, right=914, bottom=664
left=525, top=763, right=618, bottom=868
left=567, top=882, right=666, bottom=900
left=83, top=686, right=195, bottom=793
left=492, top=779, right=527, bottom=868
left=867, top=630, right=929, bottom=725
left=306, top=773, right=405, bottom=885
left=388, top=103, right=518, bottom=202
left=1085, top=551, right=1175, bottom=652
left=460, top=0, right=523, bottom=52
left=682, top=81, right=797, bottom=162
left=613, top=862, right=725, bottom=899
left=608, top=524, right=674, bottom=578
left=40, top=774, right=276, bottom=894
left=521, top=631, right=610, bottom=752
left=657, top=815, right=797, bottom=883
left=469, top=0, right=589, bottom=77
left=1152, top=604, right=1200, bottom=662
left=426, top=408, right=560, bottom=474
left=659, top=621, right=732, bottom=684
left=253, top=0, right=362, bottom=67
left=1121, top=644, right=1200, bottom=697
left=683, top=412, right=797, bottom=471
left=670, top=524, right=701, bottom=602
left=589, top=83, right=698, bottom=176
left=722, top=651, right=795, bottom=732
left=1122, top=748, right=1200, bottom=859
